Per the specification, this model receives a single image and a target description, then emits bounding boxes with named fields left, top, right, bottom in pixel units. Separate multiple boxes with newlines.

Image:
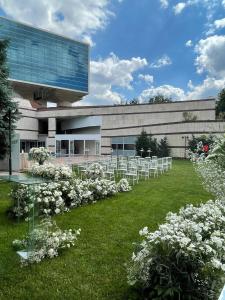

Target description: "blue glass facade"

left=0, top=17, right=89, bottom=93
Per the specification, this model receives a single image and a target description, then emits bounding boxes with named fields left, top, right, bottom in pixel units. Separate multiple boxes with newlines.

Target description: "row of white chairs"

left=75, top=156, right=172, bottom=185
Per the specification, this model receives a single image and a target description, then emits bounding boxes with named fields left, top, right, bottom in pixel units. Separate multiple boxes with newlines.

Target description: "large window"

left=20, top=140, right=45, bottom=153
left=0, top=17, right=89, bottom=92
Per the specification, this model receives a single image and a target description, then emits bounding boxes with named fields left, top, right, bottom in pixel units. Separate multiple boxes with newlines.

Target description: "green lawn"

left=0, top=160, right=213, bottom=300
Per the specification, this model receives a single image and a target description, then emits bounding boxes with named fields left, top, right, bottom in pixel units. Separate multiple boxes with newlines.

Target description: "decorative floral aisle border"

left=127, top=135, right=225, bottom=299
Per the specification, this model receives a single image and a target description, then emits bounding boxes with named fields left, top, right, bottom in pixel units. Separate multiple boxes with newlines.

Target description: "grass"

left=0, top=160, right=213, bottom=300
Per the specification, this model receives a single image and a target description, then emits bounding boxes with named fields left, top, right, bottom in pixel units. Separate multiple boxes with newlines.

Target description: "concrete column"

left=46, top=117, right=56, bottom=153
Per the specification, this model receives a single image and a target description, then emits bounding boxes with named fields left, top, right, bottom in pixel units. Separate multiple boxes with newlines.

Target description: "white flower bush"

left=128, top=199, right=225, bottom=299
left=29, top=147, right=50, bottom=165
left=13, top=218, right=81, bottom=266
left=85, top=162, right=104, bottom=179
left=195, top=160, right=225, bottom=199
left=30, top=163, right=72, bottom=180
left=128, top=135, right=225, bottom=299
left=11, top=177, right=131, bottom=219
left=117, top=178, right=131, bottom=192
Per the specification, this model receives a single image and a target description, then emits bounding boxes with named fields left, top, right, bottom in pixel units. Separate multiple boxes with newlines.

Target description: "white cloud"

left=160, top=0, right=169, bottom=9
left=138, top=74, right=154, bottom=85
left=83, top=53, right=148, bottom=105
left=0, top=0, right=115, bottom=45
left=214, top=18, right=225, bottom=29
left=173, top=2, right=186, bottom=14
left=139, top=84, right=185, bottom=102
left=195, top=35, right=225, bottom=77
left=222, top=0, right=225, bottom=8
left=186, top=77, right=225, bottom=100
left=206, top=18, right=225, bottom=35
left=150, top=55, right=172, bottom=68
left=173, top=0, right=220, bottom=19
left=185, top=40, right=193, bottom=47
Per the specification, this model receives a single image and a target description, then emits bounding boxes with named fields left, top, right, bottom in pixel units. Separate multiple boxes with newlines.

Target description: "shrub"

left=29, top=147, right=50, bottom=165
left=30, top=162, right=72, bottom=180
left=10, top=178, right=130, bottom=219
left=13, top=218, right=81, bottom=266
left=85, top=162, right=104, bottom=179
left=117, top=178, right=131, bottom=192
left=127, top=199, right=225, bottom=299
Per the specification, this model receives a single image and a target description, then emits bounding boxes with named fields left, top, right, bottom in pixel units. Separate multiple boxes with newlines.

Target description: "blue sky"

left=0, top=0, right=225, bottom=105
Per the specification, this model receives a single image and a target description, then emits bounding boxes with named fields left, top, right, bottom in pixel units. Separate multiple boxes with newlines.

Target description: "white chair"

left=149, top=160, right=158, bottom=177
left=138, top=163, right=149, bottom=180
left=105, top=164, right=115, bottom=181
left=117, top=162, right=127, bottom=176
left=157, top=158, right=164, bottom=174
left=125, top=166, right=139, bottom=185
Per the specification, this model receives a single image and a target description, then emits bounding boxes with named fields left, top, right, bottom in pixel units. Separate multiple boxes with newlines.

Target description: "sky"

left=0, top=0, right=225, bottom=106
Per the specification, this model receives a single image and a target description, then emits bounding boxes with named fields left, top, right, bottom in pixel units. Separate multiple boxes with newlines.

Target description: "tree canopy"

left=216, top=88, right=225, bottom=119
left=148, top=94, right=172, bottom=104
left=0, top=39, right=19, bottom=159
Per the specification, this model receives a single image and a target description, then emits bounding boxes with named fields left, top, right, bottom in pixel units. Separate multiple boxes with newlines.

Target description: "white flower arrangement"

left=128, top=137, right=225, bottom=298
left=30, top=163, right=72, bottom=180
left=29, top=147, right=50, bottom=165
left=11, top=177, right=131, bottom=219
left=128, top=199, right=225, bottom=298
left=12, top=218, right=81, bottom=266
left=85, top=163, right=104, bottom=179
left=117, top=178, right=131, bottom=192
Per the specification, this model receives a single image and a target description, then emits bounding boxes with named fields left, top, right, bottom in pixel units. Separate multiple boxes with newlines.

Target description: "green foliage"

left=216, top=88, right=225, bottom=119
left=129, top=98, right=139, bottom=105
left=158, top=137, right=170, bottom=157
left=148, top=94, right=172, bottom=104
left=135, top=130, right=169, bottom=157
left=188, top=134, right=215, bottom=153
left=207, top=135, right=225, bottom=169
left=183, top=111, right=197, bottom=121
left=0, top=39, right=19, bottom=159
left=135, top=130, right=151, bottom=157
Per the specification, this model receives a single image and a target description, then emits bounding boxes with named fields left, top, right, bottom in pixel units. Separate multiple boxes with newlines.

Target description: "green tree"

left=148, top=134, right=158, bottom=156
left=158, top=137, right=170, bottom=157
left=216, top=88, right=225, bottom=119
left=135, top=130, right=150, bottom=157
left=148, top=94, right=172, bottom=104
left=0, top=39, right=19, bottom=159
left=129, top=98, right=139, bottom=105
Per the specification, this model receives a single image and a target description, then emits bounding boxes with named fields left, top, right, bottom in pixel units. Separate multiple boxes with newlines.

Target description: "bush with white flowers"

left=29, top=147, right=50, bottom=165
left=128, top=199, right=225, bottom=299
left=85, top=162, right=104, bottom=179
left=30, top=162, right=72, bottom=180
left=10, top=177, right=131, bottom=219
left=128, top=135, right=225, bottom=299
left=13, top=218, right=81, bottom=266
left=117, top=178, right=131, bottom=192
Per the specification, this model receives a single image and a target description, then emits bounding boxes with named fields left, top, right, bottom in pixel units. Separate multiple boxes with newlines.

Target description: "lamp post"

left=8, top=108, right=12, bottom=176
left=182, top=135, right=189, bottom=159
left=147, top=148, right=152, bottom=157
left=140, top=148, right=144, bottom=158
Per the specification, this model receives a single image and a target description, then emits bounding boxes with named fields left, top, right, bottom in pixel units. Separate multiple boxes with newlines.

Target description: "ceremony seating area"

left=75, top=156, right=172, bottom=184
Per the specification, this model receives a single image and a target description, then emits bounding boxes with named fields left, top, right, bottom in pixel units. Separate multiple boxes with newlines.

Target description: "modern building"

left=0, top=17, right=225, bottom=170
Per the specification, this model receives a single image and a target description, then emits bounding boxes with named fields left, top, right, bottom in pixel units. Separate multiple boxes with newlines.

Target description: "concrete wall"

left=13, top=98, right=225, bottom=158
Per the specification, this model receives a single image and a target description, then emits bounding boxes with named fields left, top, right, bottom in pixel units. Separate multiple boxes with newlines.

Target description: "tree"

left=129, top=98, right=139, bottom=105
left=135, top=130, right=150, bottom=157
left=148, top=134, right=158, bottom=156
left=148, top=94, right=172, bottom=104
left=0, top=39, right=19, bottom=159
left=216, top=88, right=225, bottom=119
left=158, top=137, right=170, bottom=157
